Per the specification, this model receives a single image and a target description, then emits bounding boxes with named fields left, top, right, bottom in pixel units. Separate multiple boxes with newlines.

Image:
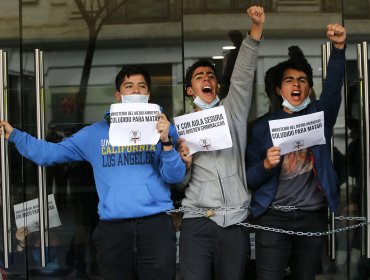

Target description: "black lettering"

left=102, top=154, right=116, bottom=167
left=117, top=154, right=124, bottom=166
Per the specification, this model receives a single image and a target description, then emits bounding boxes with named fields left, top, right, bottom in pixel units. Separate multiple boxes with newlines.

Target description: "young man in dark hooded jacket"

left=246, top=24, right=346, bottom=280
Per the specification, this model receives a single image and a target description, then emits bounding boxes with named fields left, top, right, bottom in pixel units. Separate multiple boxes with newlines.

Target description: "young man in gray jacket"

left=176, top=6, right=264, bottom=280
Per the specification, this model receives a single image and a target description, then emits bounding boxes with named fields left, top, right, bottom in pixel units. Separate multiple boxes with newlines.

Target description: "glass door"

left=0, top=0, right=28, bottom=278
left=1, top=0, right=183, bottom=279
left=340, top=41, right=369, bottom=280
left=1, top=0, right=369, bottom=279
left=337, top=1, right=370, bottom=278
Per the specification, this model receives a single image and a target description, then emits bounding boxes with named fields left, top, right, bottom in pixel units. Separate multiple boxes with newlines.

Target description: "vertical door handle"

left=0, top=50, right=10, bottom=268
left=357, top=43, right=369, bottom=256
left=356, top=43, right=366, bottom=254
left=322, top=43, right=336, bottom=260
left=35, top=49, right=47, bottom=267
left=322, top=44, right=328, bottom=81
left=360, top=42, right=370, bottom=258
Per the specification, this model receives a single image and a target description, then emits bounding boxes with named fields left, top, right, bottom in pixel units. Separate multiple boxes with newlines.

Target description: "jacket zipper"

left=211, top=153, right=226, bottom=226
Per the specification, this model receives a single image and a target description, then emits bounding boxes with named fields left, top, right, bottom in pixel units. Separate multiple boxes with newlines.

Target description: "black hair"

left=185, top=60, right=218, bottom=89
left=264, top=64, right=283, bottom=112
left=115, top=65, right=151, bottom=92
left=263, top=46, right=313, bottom=112
left=273, top=46, right=313, bottom=89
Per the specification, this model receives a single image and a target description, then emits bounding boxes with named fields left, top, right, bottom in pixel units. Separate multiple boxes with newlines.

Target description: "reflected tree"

left=74, top=0, right=126, bottom=124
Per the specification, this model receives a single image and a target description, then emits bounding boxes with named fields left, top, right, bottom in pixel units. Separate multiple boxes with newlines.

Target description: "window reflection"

left=0, top=0, right=369, bottom=279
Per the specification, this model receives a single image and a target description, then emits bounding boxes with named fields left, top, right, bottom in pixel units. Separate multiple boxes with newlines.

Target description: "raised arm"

left=223, top=6, right=265, bottom=122
left=248, top=6, right=265, bottom=41
left=327, top=23, right=346, bottom=49
left=319, top=24, right=346, bottom=128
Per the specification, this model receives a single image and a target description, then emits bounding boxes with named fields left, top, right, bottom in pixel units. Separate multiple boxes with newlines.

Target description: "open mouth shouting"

left=290, top=90, right=302, bottom=102
left=202, top=85, right=212, bottom=93
left=188, top=66, right=218, bottom=105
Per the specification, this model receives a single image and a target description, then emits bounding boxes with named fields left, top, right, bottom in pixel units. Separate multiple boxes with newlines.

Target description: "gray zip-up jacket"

left=178, top=35, right=260, bottom=227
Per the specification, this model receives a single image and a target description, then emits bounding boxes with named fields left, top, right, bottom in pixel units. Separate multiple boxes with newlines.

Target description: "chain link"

left=168, top=207, right=370, bottom=236
left=237, top=220, right=369, bottom=236
left=270, top=205, right=299, bottom=212
left=169, top=206, right=248, bottom=218
left=335, top=215, right=367, bottom=221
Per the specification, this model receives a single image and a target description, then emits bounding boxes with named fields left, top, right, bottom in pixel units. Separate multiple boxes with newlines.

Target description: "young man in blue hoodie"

left=0, top=66, right=186, bottom=279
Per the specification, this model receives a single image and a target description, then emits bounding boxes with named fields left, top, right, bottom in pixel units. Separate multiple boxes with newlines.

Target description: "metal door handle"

left=322, top=43, right=336, bottom=259
left=0, top=50, right=10, bottom=268
left=35, top=49, right=48, bottom=267
left=360, top=42, right=370, bottom=257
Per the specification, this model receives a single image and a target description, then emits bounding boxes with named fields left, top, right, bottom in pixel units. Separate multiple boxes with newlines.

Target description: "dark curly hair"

left=185, top=60, right=218, bottom=89
left=273, top=46, right=313, bottom=89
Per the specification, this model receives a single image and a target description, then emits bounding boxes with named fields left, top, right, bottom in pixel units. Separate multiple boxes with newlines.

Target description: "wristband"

left=161, top=137, right=173, bottom=147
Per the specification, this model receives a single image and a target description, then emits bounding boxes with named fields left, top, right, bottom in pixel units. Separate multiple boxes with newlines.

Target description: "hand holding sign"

left=156, top=113, right=170, bottom=142
left=268, top=111, right=325, bottom=155
left=173, top=106, right=232, bottom=155
left=264, top=146, right=281, bottom=170
left=178, top=138, right=192, bottom=170
left=109, top=103, right=161, bottom=146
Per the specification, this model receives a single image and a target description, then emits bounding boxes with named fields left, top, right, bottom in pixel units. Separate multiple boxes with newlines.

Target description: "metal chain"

left=168, top=207, right=370, bottom=236
left=169, top=206, right=248, bottom=218
left=270, top=205, right=299, bottom=212
left=237, top=220, right=369, bottom=236
left=335, top=215, right=367, bottom=221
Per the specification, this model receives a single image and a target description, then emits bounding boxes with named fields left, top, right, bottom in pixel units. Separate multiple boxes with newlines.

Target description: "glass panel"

left=0, top=1, right=28, bottom=278
left=181, top=1, right=355, bottom=280
left=343, top=1, right=370, bottom=278
left=18, top=0, right=183, bottom=278
left=107, top=0, right=175, bottom=23
left=1, top=0, right=369, bottom=278
left=344, top=0, right=369, bottom=18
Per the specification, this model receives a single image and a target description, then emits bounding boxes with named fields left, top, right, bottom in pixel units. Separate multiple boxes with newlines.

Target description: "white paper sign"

left=109, top=103, right=161, bottom=146
left=268, top=111, right=325, bottom=155
left=173, top=106, right=232, bottom=155
left=13, top=194, right=61, bottom=233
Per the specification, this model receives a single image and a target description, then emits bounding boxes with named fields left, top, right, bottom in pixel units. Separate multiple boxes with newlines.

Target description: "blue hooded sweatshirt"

left=9, top=114, right=186, bottom=220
